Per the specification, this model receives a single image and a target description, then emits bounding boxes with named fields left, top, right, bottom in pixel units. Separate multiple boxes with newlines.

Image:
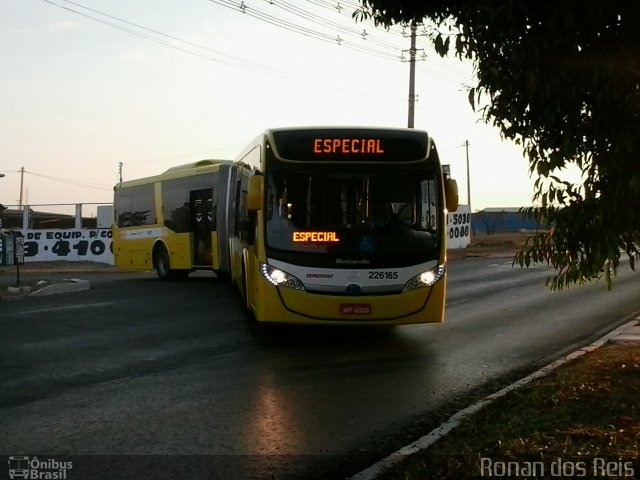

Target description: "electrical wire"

left=42, top=0, right=371, bottom=93
left=125, top=144, right=246, bottom=165
left=29, top=1, right=476, bottom=195
left=209, top=0, right=472, bottom=84
left=269, top=0, right=405, bottom=51
left=44, top=1, right=315, bottom=78
left=208, top=0, right=403, bottom=61
left=24, top=170, right=113, bottom=191
left=48, top=0, right=469, bottom=84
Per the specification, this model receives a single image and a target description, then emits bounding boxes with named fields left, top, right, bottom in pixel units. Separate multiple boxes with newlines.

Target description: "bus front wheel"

left=154, top=245, right=171, bottom=280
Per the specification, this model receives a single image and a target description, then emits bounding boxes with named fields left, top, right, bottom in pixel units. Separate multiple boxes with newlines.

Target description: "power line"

left=42, top=1, right=315, bottom=77
left=125, top=144, right=246, bottom=165
left=42, top=0, right=224, bottom=64
left=47, top=0, right=469, bottom=85
left=207, top=0, right=404, bottom=61
left=24, top=170, right=113, bottom=191
left=211, top=0, right=335, bottom=42
left=269, top=0, right=405, bottom=51
left=209, top=0, right=472, bottom=85
left=42, top=0, right=473, bottom=125
left=305, top=0, right=399, bottom=34
left=41, top=0, right=371, bottom=93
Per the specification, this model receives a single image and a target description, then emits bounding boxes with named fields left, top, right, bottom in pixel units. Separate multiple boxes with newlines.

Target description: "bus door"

left=190, top=188, right=214, bottom=266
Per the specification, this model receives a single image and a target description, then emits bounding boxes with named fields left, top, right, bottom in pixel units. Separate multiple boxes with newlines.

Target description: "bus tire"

left=154, top=244, right=172, bottom=280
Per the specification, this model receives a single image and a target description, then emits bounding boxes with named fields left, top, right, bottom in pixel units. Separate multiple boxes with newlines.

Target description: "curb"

left=2, top=279, right=92, bottom=299
left=349, top=315, right=640, bottom=480
left=29, top=278, right=91, bottom=297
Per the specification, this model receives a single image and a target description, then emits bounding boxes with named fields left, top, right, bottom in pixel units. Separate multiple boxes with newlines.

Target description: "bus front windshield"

left=265, top=168, right=441, bottom=260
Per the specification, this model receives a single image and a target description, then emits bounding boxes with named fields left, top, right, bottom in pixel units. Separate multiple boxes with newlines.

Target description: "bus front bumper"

left=250, top=275, right=447, bottom=325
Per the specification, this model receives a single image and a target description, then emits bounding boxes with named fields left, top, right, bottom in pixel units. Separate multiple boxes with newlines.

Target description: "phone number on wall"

left=23, top=229, right=114, bottom=264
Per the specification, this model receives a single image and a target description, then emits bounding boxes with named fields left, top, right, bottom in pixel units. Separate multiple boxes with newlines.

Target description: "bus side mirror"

left=247, top=175, right=263, bottom=211
left=445, top=178, right=459, bottom=212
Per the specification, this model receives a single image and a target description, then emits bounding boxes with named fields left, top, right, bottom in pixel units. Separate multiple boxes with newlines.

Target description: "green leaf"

left=356, top=0, right=640, bottom=291
left=468, top=88, right=476, bottom=111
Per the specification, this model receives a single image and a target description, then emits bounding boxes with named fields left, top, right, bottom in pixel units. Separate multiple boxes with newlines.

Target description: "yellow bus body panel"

left=113, top=228, right=213, bottom=271
left=170, top=233, right=192, bottom=269
left=210, top=232, right=220, bottom=270
left=112, top=228, right=157, bottom=269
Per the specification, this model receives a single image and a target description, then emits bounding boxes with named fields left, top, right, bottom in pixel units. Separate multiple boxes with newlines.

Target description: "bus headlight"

left=402, top=264, right=445, bottom=291
left=260, top=263, right=305, bottom=290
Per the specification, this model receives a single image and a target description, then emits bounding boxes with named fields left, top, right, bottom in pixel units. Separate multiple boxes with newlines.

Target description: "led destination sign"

left=292, top=231, right=340, bottom=243
left=271, top=129, right=430, bottom=162
left=313, top=138, right=384, bottom=155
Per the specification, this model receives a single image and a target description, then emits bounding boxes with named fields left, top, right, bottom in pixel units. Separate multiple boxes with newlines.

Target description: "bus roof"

left=162, top=159, right=231, bottom=173
left=115, top=159, right=234, bottom=189
left=265, top=125, right=430, bottom=134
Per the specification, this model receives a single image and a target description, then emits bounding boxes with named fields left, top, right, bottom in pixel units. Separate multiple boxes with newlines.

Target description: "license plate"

left=339, top=303, right=371, bottom=315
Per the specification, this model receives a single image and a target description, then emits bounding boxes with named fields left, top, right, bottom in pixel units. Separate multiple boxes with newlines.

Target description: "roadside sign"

left=447, top=204, right=472, bottom=249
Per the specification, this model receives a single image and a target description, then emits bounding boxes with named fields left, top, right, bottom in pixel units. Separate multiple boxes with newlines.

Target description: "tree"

left=355, top=1, right=640, bottom=289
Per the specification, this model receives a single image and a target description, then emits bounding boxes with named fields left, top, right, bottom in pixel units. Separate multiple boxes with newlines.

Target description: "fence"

left=471, top=208, right=543, bottom=235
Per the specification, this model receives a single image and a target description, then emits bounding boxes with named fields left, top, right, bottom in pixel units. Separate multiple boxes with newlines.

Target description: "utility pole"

left=465, top=140, right=471, bottom=211
left=18, top=166, right=25, bottom=210
left=407, top=21, right=417, bottom=128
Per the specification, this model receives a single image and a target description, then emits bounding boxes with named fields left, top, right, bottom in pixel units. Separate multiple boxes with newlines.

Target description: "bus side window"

left=420, top=179, right=438, bottom=232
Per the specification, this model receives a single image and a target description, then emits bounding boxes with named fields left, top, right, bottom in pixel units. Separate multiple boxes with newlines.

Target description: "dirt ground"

left=448, top=232, right=532, bottom=259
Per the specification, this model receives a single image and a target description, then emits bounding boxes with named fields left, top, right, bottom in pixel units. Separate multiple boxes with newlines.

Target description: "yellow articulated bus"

left=112, top=159, right=251, bottom=279
left=231, top=126, right=458, bottom=325
left=112, top=127, right=458, bottom=326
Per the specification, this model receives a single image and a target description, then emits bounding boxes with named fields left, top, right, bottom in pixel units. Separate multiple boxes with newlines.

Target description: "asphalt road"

left=1, top=255, right=639, bottom=479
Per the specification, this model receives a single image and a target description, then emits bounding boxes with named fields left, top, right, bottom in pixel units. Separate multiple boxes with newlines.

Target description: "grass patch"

left=377, top=343, right=640, bottom=479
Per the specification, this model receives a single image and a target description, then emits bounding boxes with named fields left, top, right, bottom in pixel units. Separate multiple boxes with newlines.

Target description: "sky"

left=0, top=0, right=537, bottom=215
